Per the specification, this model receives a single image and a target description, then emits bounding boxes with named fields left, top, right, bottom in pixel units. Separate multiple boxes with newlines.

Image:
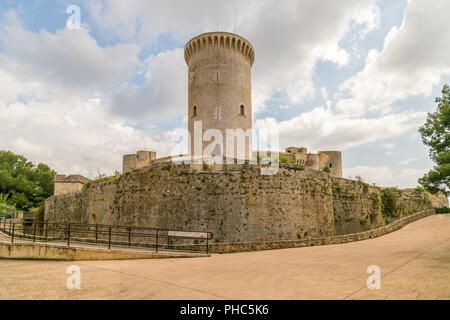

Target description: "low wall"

left=0, top=241, right=206, bottom=261
left=206, top=209, right=435, bottom=253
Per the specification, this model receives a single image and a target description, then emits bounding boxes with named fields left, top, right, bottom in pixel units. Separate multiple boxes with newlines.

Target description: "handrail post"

left=167, top=235, right=170, bottom=249
left=155, top=230, right=159, bottom=253
left=95, top=225, right=98, bottom=243
left=108, top=227, right=112, bottom=249
left=206, top=237, right=209, bottom=255
left=128, top=227, right=131, bottom=247
left=44, top=222, right=48, bottom=240
left=33, top=222, right=37, bottom=242
left=9, top=220, right=11, bottom=235
left=11, top=223, right=15, bottom=243
left=67, top=223, right=71, bottom=247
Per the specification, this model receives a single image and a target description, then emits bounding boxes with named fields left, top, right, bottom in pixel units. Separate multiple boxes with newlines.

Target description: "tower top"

left=184, top=32, right=255, bottom=67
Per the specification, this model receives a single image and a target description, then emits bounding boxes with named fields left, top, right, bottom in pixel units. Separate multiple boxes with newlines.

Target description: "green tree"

left=418, top=84, right=450, bottom=195
left=0, top=151, right=55, bottom=211
left=0, top=193, right=16, bottom=216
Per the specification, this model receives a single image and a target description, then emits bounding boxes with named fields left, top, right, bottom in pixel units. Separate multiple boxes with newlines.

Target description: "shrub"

left=30, top=206, right=45, bottom=223
left=0, top=202, right=16, bottom=217
left=381, top=188, right=399, bottom=217
left=321, top=166, right=331, bottom=173
left=369, top=213, right=378, bottom=222
left=280, top=156, right=296, bottom=164
left=333, top=181, right=342, bottom=193
left=202, top=163, right=212, bottom=171
left=93, top=176, right=119, bottom=184
left=370, top=192, right=380, bottom=207
left=435, top=207, right=450, bottom=214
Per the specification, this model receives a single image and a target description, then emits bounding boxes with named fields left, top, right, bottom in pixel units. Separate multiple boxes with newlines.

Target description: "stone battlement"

left=120, top=147, right=343, bottom=177
left=122, top=151, right=157, bottom=174
left=184, top=31, right=255, bottom=66
left=54, top=174, right=91, bottom=196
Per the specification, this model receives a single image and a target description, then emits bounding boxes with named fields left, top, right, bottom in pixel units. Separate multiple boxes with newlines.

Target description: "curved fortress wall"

left=45, top=163, right=436, bottom=244
left=185, top=32, right=254, bottom=160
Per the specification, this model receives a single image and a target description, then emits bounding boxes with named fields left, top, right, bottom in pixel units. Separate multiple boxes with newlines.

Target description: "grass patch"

left=321, top=165, right=331, bottom=173
left=280, top=156, right=296, bottom=164
left=93, top=176, right=119, bottom=184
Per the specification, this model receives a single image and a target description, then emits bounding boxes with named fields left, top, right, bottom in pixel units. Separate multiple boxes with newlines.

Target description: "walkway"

left=1, top=214, right=449, bottom=299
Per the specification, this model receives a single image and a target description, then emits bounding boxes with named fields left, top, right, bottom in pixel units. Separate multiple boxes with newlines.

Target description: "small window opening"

left=193, top=106, right=197, bottom=117
left=329, top=163, right=332, bottom=168
left=240, top=105, right=245, bottom=116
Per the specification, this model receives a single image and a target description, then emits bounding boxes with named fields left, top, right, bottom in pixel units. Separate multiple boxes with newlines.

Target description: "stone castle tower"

left=184, top=32, right=255, bottom=160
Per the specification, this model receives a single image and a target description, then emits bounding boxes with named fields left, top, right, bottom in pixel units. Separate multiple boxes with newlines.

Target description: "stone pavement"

left=1, top=214, right=449, bottom=300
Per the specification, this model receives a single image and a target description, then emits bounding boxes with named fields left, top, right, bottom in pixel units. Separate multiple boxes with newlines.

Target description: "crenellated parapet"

left=184, top=32, right=255, bottom=67
left=122, top=151, right=157, bottom=174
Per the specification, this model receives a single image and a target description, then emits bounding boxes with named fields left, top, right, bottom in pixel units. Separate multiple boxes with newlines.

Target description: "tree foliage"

left=0, top=150, right=55, bottom=211
left=0, top=193, right=16, bottom=216
left=419, top=84, right=450, bottom=195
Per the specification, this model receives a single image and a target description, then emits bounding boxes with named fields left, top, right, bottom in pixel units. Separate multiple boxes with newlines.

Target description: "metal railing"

left=0, top=219, right=213, bottom=254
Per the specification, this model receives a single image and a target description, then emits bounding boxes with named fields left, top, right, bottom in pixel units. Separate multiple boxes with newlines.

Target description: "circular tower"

left=184, top=32, right=255, bottom=161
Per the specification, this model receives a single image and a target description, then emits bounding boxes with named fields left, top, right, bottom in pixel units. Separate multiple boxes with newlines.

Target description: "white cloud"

left=10, top=137, right=53, bottom=160
left=335, top=99, right=365, bottom=117
left=398, top=168, right=428, bottom=188
left=0, top=11, right=176, bottom=178
left=344, top=166, right=394, bottom=186
left=241, top=0, right=377, bottom=108
left=111, top=49, right=187, bottom=120
left=85, top=0, right=378, bottom=112
left=344, top=165, right=429, bottom=189
left=0, top=98, right=176, bottom=178
left=382, top=143, right=395, bottom=156
left=339, top=0, right=450, bottom=109
left=0, top=12, right=140, bottom=102
left=398, top=158, right=417, bottom=166
left=254, top=107, right=425, bottom=152
left=0, top=1, right=444, bottom=186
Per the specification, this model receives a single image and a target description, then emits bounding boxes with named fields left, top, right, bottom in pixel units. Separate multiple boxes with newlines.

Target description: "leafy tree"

left=0, top=151, right=55, bottom=211
left=0, top=193, right=16, bottom=216
left=418, top=84, right=450, bottom=195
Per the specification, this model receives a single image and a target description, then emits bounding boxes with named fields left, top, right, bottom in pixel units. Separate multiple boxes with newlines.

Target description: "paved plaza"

left=1, top=214, right=449, bottom=300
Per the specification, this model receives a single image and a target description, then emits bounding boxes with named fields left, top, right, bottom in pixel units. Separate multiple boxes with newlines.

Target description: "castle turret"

left=318, top=151, right=343, bottom=177
left=184, top=32, right=255, bottom=161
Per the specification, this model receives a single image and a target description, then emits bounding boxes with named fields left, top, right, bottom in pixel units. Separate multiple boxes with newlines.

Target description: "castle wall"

left=330, top=178, right=432, bottom=235
left=409, top=190, right=448, bottom=208
left=45, top=163, right=435, bottom=244
left=307, top=154, right=320, bottom=171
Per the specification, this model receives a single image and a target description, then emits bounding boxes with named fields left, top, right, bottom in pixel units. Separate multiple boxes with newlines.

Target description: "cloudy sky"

left=0, top=0, right=449, bottom=188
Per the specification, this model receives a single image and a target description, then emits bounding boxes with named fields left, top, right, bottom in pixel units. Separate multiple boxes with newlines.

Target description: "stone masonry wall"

left=45, top=163, right=436, bottom=244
